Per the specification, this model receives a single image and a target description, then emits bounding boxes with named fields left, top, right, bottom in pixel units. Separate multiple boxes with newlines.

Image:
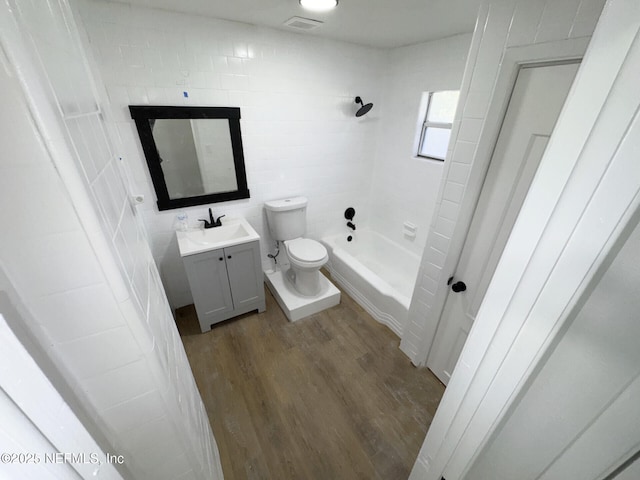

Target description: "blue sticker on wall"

left=183, top=91, right=188, bottom=98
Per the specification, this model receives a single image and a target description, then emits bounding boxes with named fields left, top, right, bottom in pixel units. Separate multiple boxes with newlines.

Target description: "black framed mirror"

left=129, top=105, right=250, bottom=211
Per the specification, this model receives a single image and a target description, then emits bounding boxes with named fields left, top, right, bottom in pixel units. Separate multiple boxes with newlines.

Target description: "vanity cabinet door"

left=182, top=248, right=234, bottom=332
left=224, top=241, right=265, bottom=313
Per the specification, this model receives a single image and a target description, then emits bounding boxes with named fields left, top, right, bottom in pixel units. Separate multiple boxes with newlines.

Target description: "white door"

left=225, top=241, right=263, bottom=311
left=427, top=62, right=579, bottom=385
left=463, top=213, right=640, bottom=480
left=182, top=248, right=234, bottom=332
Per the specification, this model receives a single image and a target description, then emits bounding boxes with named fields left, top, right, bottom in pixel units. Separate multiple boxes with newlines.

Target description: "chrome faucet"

left=199, top=208, right=225, bottom=229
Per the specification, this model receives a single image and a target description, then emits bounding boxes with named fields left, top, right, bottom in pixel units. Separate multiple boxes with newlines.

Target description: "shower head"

left=355, top=96, right=373, bottom=117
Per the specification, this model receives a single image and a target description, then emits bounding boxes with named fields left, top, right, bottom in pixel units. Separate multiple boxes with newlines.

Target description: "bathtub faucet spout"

left=347, top=221, right=356, bottom=231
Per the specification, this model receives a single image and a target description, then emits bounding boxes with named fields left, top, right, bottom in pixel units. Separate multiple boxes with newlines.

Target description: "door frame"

left=426, top=59, right=582, bottom=382
left=410, top=2, right=640, bottom=479
left=419, top=36, right=590, bottom=368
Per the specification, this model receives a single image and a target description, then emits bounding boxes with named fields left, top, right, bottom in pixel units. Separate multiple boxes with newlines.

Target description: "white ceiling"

left=101, top=0, right=482, bottom=48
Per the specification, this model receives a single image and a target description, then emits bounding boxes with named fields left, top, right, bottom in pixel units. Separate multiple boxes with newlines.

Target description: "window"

left=417, top=90, right=459, bottom=161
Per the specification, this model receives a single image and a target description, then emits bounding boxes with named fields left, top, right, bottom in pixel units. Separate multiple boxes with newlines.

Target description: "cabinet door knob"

left=219, top=257, right=223, bottom=261
left=227, top=255, right=232, bottom=259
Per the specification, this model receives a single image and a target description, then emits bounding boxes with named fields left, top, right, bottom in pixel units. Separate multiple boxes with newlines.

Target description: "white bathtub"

left=322, top=230, right=420, bottom=336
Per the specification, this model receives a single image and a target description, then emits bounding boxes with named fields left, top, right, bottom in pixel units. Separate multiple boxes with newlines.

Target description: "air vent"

left=283, top=16, right=323, bottom=31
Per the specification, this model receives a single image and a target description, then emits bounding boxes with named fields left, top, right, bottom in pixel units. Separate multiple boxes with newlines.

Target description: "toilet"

left=265, top=197, right=328, bottom=296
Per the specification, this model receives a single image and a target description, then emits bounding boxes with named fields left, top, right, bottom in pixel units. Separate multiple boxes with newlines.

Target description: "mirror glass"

left=151, top=119, right=238, bottom=199
left=130, top=106, right=250, bottom=211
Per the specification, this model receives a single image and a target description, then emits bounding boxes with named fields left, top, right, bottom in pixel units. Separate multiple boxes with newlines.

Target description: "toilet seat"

left=285, top=238, right=328, bottom=267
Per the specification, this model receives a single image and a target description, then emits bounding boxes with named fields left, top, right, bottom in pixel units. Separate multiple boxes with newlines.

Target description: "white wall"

left=78, top=0, right=387, bottom=308
left=0, top=2, right=222, bottom=478
left=400, top=0, right=607, bottom=363
left=369, top=34, right=472, bottom=255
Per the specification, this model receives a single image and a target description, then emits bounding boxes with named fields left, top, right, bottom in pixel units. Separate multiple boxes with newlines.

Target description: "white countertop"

left=176, top=217, right=260, bottom=257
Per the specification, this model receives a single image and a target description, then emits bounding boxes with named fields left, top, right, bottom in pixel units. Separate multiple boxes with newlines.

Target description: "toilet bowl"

left=264, top=196, right=331, bottom=297
left=284, top=238, right=328, bottom=296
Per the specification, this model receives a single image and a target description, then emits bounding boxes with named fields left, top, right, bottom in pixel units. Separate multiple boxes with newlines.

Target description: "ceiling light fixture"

left=299, top=0, right=338, bottom=12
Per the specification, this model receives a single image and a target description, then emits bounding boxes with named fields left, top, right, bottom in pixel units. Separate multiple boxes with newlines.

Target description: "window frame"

left=417, top=91, right=456, bottom=161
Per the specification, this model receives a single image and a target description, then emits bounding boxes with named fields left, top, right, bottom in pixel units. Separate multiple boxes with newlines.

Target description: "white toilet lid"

left=287, top=238, right=327, bottom=263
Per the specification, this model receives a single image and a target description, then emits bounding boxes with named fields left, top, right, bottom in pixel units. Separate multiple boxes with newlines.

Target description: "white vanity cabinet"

left=177, top=218, right=266, bottom=333
left=183, top=240, right=265, bottom=332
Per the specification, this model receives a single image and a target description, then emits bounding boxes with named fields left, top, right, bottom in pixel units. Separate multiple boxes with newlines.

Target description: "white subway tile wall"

left=0, top=1, right=222, bottom=479
left=400, top=0, right=606, bottom=364
left=369, top=34, right=472, bottom=257
left=78, top=1, right=389, bottom=308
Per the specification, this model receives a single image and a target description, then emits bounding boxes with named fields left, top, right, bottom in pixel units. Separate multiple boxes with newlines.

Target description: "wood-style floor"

left=176, top=284, right=445, bottom=480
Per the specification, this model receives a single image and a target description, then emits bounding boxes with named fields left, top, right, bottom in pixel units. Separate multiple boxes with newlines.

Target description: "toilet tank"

left=264, top=196, right=308, bottom=241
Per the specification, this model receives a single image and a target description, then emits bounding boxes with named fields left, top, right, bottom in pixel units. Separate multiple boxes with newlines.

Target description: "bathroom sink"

left=186, top=223, right=249, bottom=245
left=176, top=218, right=260, bottom=257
